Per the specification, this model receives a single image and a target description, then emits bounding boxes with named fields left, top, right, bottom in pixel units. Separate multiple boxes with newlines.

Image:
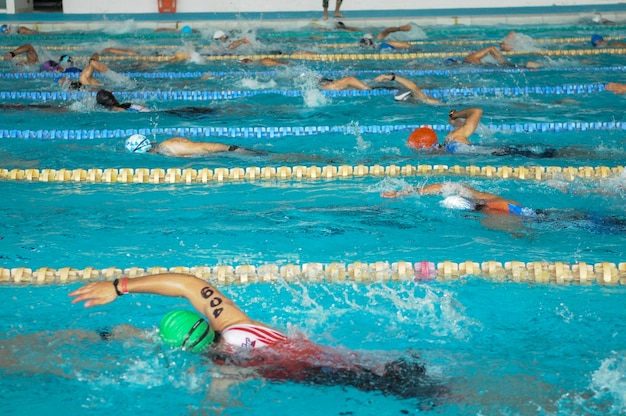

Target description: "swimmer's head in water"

left=59, top=55, right=73, bottom=65
left=441, top=195, right=475, bottom=211
left=159, top=310, right=215, bottom=352
left=213, top=29, right=227, bottom=40
left=240, top=58, right=253, bottom=64
left=443, top=57, right=459, bottom=66
left=407, top=126, right=438, bottom=149
left=359, top=33, right=375, bottom=48
left=125, top=134, right=153, bottom=153
left=591, top=34, right=604, bottom=46
left=41, top=60, right=60, bottom=72
left=0, top=25, right=9, bottom=34
left=96, top=89, right=121, bottom=108
left=181, top=25, right=192, bottom=34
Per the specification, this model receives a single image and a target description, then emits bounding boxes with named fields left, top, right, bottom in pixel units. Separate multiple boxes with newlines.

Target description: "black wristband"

left=113, top=278, right=123, bottom=296
left=9, top=51, right=15, bottom=57
left=389, top=72, right=395, bottom=81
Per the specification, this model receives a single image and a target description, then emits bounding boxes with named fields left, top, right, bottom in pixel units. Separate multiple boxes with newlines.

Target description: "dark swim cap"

left=96, top=90, right=121, bottom=108
left=159, top=310, right=215, bottom=352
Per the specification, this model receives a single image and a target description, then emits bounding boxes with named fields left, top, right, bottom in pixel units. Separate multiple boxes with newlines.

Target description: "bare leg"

left=334, top=0, right=343, bottom=18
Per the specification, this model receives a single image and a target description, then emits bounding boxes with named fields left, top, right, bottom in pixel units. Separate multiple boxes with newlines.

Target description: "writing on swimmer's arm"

left=200, top=286, right=224, bottom=318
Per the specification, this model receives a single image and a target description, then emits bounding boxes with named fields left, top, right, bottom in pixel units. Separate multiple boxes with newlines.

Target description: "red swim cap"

left=407, top=127, right=438, bottom=149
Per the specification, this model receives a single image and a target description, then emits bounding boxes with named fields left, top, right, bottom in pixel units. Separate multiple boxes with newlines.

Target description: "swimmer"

left=406, top=108, right=559, bottom=158
left=590, top=34, right=626, bottom=48
left=443, top=46, right=541, bottom=69
left=124, top=134, right=263, bottom=157
left=359, top=33, right=412, bottom=51
left=373, top=72, right=442, bottom=104
left=212, top=29, right=250, bottom=50
left=155, top=25, right=196, bottom=34
left=0, top=24, right=37, bottom=35
left=57, top=53, right=110, bottom=89
left=382, top=181, right=626, bottom=234
left=240, top=57, right=288, bottom=66
left=69, top=272, right=445, bottom=400
left=96, top=89, right=150, bottom=112
left=381, top=182, right=534, bottom=216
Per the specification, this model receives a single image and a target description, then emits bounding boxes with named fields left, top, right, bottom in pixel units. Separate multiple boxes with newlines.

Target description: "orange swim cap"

left=407, top=127, right=438, bottom=149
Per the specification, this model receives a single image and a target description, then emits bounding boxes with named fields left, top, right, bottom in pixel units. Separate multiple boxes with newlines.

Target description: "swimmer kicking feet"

left=124, top=134, right=264, bottom=157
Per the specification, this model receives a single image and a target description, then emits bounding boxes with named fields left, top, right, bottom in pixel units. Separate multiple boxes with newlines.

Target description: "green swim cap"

left=159, top=310, right=215, bottom=352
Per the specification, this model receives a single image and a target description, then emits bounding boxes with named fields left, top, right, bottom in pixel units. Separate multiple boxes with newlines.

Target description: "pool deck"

left=2, top=4, right=626, bottom=32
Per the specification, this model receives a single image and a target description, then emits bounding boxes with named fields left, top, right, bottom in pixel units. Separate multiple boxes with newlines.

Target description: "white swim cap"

left=441, top=195, right=474, bottom=210
left=213, top=30, right=226, bottom=40
left=125, top=134, right=152, bottom=153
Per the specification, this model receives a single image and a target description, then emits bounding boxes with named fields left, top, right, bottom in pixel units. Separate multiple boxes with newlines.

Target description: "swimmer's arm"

left=69, top=273, right=250, bottom=332
left=100, top=47, right=139, bottom=56
left=226, top=38, right=249, bottom=50
left=381, top=183, right=443, bottom=198
left=373, top=73, right=441, bottom=104
left=448, top=108, right=482, bottom=140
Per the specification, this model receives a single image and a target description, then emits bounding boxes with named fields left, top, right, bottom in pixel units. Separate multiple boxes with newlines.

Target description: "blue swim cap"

left=181, top=25, right=192, bottom=34
left=443, top=57, right=458, bottom=66
left=125, top=134, right=152, bottom=153
left=0, top=25, right=8, bottom=34
left=591, top=34, right=604, bottom=46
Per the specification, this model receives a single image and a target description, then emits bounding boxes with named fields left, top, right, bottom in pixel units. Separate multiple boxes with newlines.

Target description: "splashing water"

left=348, top=121, right=371, bottom=152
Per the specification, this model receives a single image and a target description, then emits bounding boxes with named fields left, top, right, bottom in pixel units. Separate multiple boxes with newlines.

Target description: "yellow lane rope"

left=8, top=47, right=625, bottom=63
left=1, top=261, right=625, bottom=286
left=317, top=36, right=622, bottom=49
left=1, top=164, right=622, bottom=184
left=6, top=36, right=621, bottom=51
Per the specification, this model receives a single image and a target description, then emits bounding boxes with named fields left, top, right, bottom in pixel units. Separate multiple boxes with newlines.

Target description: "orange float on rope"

left=407, top=126, right=438, bottom=149
left=158, top=0, right=176, bottom=13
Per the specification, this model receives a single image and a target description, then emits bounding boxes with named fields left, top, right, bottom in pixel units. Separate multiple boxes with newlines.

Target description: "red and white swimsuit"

left=221, top=324, right=287, bottom=349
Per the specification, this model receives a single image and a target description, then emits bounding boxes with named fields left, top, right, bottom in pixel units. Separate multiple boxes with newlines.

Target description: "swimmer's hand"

left=69, top=281, right=119, bottom=308
left=3, top=52, right=14, bottom=61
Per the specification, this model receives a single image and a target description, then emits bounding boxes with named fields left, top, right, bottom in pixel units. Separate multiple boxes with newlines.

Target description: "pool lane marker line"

left=1, top=261, right=625, bottom=285
left=5, top=47, right=626, bottom=63
left=1, top=119, right=624, bottom=141
left=0, top=83, right=610, bottom=102
left=0, top=164, right=622, bottom=184
left=4, top=35, right=622, bottom=51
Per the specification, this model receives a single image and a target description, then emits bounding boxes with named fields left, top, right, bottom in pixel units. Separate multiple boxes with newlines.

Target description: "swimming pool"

left=1, top=18, right=626, bottom=415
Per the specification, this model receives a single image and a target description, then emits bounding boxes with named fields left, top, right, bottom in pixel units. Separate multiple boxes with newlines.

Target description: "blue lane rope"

left=0, top=83, right=608, bottom=102
left=2, top=121, right=624, bottom=140
left=3, top=65, right=626, bottom=80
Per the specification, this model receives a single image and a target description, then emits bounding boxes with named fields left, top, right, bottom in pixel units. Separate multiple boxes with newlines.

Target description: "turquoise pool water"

left=1, top=19, right=626, bottom=415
